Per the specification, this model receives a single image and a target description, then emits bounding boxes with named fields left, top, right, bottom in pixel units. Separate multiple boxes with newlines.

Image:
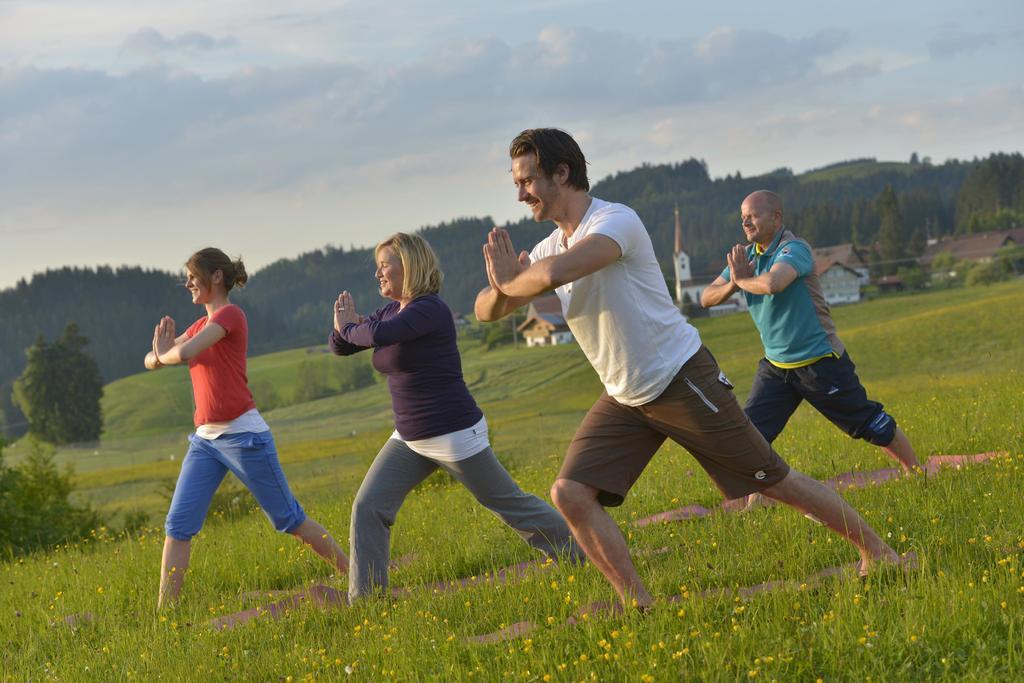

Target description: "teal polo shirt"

left=720, top=230, right=837, bottom=367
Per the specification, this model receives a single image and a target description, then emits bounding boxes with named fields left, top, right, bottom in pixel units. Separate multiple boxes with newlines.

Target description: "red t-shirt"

left=185, top=304, right=257, bottom=426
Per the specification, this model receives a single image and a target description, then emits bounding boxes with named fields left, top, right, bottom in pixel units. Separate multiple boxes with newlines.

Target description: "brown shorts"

left=559, top=346, right=790, bottom=506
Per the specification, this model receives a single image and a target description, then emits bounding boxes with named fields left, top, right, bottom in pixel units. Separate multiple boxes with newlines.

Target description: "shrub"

left=896, top=265, right=928, bottom=290
left=0, top=439, right=104, bottom=558
left=965, top=260, right=1010, bottom=287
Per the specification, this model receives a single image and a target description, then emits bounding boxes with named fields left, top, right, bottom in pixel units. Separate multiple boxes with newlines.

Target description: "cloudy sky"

left=2, top=0, right=1021, bottom=288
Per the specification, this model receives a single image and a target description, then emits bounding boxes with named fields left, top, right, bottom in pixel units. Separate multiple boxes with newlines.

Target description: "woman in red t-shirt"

left=146, top=247, right=348, bottom=608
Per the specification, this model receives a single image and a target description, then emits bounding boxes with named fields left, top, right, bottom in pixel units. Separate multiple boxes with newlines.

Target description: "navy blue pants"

left=744, top=352, right=897, bottom=447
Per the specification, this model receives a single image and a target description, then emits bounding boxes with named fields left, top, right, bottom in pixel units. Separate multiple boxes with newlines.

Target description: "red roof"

left=814, top=259, right=861, bottom=277
left=812, top=243, right=868, bottom=270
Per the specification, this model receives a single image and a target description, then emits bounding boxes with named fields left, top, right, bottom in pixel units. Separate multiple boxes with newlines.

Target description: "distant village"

left=513, top=207, right=1024, bottom=349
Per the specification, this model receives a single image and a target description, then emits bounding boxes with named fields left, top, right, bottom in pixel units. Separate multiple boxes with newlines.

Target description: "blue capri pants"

left=165, top=431, right=306, bottom=541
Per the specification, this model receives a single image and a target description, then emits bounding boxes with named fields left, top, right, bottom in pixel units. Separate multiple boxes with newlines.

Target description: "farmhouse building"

left=516, top=295, right=574, bottom=348
left=920, top=228, right=1024, bottom=270
left=814, top=259, right=862, bottom=305
left=811, top=243, right=871, bottom=285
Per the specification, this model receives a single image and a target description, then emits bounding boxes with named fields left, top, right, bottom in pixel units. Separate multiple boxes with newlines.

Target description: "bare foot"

left=857, top=551, right=918, bottom=577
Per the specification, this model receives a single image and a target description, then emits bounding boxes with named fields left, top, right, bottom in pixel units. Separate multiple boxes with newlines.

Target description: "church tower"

left=673, top=204, right=691, bottom=305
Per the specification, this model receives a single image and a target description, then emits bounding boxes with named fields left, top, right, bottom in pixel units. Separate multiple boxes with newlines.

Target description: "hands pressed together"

left=483, top=227, right=530, bottom=295
left=333, top=291, right=362, bottom=332
left=153, top=316, right=176, bottom=363
left=727, top=244, right=754, bottom=283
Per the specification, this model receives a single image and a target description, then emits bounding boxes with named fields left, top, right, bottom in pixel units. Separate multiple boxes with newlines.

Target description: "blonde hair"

left=375, top=232, right=443, bottom=299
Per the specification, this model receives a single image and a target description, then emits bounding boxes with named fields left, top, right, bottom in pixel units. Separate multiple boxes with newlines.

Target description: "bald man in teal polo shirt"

left=701, top=190, right=920, bottom=491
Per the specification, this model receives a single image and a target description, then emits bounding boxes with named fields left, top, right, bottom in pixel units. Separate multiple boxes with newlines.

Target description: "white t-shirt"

left=391, top=415, right=489, bottom=462
left=195, top=408, right=270, bottom=439
left=529, top=197, right=702, bottom=406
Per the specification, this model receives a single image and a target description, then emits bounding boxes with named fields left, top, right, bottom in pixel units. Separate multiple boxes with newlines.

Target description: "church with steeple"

left=671, top=204, right=745, bottom=317
left=673, top=204, right=693, bottom=305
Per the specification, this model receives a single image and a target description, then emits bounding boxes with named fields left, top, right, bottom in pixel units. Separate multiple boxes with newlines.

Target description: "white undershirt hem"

left=196, top=408, right=270, bottom=439
left=392, top=415, right=489, bottom=462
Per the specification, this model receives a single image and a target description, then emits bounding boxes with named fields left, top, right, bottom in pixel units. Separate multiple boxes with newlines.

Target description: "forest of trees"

left=2, top=152, right=1022, bottom=438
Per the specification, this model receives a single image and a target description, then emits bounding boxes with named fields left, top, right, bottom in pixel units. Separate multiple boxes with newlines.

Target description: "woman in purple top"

left=330, top=232, right=580, bottom=601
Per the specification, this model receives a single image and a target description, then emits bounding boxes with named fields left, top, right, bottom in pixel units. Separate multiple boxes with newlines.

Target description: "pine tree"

left=12, top=323, right=103, bottom=444
left=876, top=185, right=907, bottom=275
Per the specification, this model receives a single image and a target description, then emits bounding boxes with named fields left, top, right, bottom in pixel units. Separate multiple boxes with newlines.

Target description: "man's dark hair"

left=509, top=128, right=590, bottom=191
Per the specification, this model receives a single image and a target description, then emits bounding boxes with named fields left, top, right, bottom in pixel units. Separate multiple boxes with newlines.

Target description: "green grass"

left=2, top=280, right=1022, bottom=680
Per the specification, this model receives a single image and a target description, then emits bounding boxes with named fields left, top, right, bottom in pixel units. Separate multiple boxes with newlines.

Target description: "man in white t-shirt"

left=475, top=128, right=906, bottom=611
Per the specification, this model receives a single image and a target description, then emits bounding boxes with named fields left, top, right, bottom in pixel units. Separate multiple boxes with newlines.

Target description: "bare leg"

left=882, top=427, right=921, bottom=473
left=760, top=470, right=898, bottom=574
left=732, top=427, right=920, bottom=510
left=551, top=479, right=653, bottom=609
left=158, top=537, right=191, bottom=609
left=290, top=518, right=349, bottom=575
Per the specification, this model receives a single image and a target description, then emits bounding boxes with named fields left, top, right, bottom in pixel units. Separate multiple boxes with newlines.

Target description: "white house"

left=815, top=259, right=862, bottom=305
left=516, top=295, right=575, bottom=348
left=812, top=243, right=870, bottom=285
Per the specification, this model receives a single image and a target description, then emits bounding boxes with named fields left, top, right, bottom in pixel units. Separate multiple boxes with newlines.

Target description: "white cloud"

left=1, top=24, right=864, bottom=206
left=2, top=7, right=1022, bottom=287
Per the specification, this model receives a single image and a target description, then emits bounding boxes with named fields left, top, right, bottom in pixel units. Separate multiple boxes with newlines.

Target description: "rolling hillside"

left=1, top=281, right=1021, bottom=680
left=4, top=278, right=1016, bottom=522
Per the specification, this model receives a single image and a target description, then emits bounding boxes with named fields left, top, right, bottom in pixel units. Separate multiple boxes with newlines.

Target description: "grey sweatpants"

left=349, top=438, right=581, bottom=601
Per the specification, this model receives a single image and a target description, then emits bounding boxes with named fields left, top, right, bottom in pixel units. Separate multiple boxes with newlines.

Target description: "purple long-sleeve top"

left=328, top=294, right=483, bottom=440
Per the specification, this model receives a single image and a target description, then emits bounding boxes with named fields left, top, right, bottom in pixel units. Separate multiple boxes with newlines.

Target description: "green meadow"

left=2, top=280, right=1022, bottom=681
